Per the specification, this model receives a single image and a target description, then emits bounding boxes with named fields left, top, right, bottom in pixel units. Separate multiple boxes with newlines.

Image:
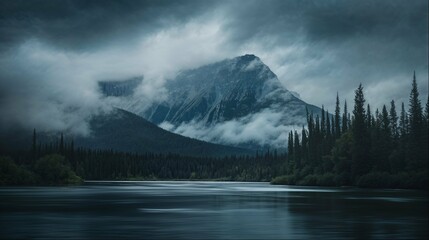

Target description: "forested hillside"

left=274, top=73, right=428, bottom=189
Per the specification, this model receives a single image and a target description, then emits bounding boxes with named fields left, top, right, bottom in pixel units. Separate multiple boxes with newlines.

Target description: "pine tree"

left=335, top=92, right=341, bottom=138
left=321, top=106, right=326, bottom=138
left=381, top=105, right=392, bottom=163
left=408, top=72, right=424, bottom=169
left=381, top=105, right=390, bottom=137
left=423, top=96, right=429, bottom=167
left=389, top=100, right=398, bottom=142
left=366, top=104, right=372, bottom=129
left=315, top=114, right=322, bottom=168
left=326, top=110, right=332, bottom=144
left=301, top=126, right=308, bottom=166
left=294, top=130, right=301, bottom=170
left=287, top=132, right=294, bottom=173
left=398, top=102, right=408, bottom=168
left=307, top=112, right=315, bottom=168
left=399, top=102, right=407, bottom=137
left=342, top=100, right=348, bottom=133
left=351, top=84, right=369, bottom=178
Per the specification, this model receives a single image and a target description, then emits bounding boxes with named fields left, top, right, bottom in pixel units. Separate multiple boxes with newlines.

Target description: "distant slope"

left=75, top=108, right=252, bottom=156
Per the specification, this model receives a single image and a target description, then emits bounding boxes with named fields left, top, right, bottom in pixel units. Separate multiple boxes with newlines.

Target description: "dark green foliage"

left=389, top=100, right=398, bottom=141
left=301, top=126, right=308, bottom=166
left=271, top=174, right=297, bottom=185
left=335, top=93, right=341, bottom=138
left=0, top=157, right=37, bottom=185
left=74, top=151, right=283, bottom=182
left=287, top=131, right=294, bottom=173
left=407, top=73, right=426, bottom=170
left=0, top=154, right=82, bottom=185
left=342, top=100, right=348, bottom=134
left=366, top=104, right=372, bottom=129
left=294, top=131, right=301, bottom=170
left=351, top=84, right=370, bottom=178
left=278, top=75, right=428, bottom=189
left=272, top=173, right=338, bottom=187
left=2, top=129, right=285, bottom=184
left=34, top=154, right=82, bottom=184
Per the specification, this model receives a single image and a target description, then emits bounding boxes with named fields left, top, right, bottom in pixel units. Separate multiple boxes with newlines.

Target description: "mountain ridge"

left=75, top=108, right=252, bottom=156
left=0, top=108, right=252, bottom=157
left=103, top=54, right=323, bottom=148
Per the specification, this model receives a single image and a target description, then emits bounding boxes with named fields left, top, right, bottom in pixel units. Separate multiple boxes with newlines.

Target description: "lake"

left=0, top=181, right=427, bottom=239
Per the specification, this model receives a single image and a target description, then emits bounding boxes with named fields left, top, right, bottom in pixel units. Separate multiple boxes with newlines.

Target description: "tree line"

left=276, top=72, right=428, bottom=189
left=1, top=130, right=285, bottom=185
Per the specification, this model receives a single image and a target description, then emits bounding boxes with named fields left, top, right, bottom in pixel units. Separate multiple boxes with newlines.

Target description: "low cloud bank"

left=160, top=108, right=303, bottom=148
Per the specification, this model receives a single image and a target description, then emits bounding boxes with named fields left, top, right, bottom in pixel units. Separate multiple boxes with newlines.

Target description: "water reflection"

left=0, top=181, right=427, bottom=239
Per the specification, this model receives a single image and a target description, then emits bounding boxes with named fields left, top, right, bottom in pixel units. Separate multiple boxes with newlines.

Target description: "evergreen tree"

left=307, top=112, right=315, bottom=167
left=287, top=132, right=294, bottom=173
left=301, top=126, right=308, bottom=166
left=423, top=96, right=429, bottom=167
left=321, top=106, right=326, bottom=138
left=408, top=72, right=424, bottom=169
left=381, top=105, right=390, bottom=137
left=380, top=105, right=392, bottom=171
left=326, top=111, right=332, bottom=143
left=398, top=102, right=408, bottom=168
left=351, top=84, right=369, bottom=178
left=294, top=130, right=301, bottom=170
left=366, top=104, right=372, bottom=129
left=389, top=100, right=398, bottom=142
left=399, top=102, right=407, bottom=137
left=335, top=93, right=341, bottom=138
left=342, top=100, right=348, bottom=133
left=314, top=114, right=322, bottom=169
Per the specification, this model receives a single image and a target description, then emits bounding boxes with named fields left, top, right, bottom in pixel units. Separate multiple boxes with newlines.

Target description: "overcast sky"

left=0, top=0, right=427, bottom=134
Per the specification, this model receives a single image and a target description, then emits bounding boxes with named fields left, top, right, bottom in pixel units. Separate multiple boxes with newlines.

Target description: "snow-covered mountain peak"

left=102, top=55, right=321, bottom=149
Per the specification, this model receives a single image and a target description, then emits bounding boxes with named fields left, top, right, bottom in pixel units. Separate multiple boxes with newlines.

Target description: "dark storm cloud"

left=0, top=0, right=218, bottom=51
left=219, top=0, right=428, bottom=110
left=0, top=0, right=427, bottom=136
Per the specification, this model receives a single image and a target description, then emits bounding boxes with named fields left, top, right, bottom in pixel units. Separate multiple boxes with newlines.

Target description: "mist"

left=0, top=0, right=427, bottom=138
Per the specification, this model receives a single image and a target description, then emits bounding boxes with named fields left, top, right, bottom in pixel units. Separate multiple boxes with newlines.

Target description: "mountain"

left=106, top=54, right=322, bottom=149
left=0, top=108, right=251, bottom=156
left=74, top=108, right=251, bottom=156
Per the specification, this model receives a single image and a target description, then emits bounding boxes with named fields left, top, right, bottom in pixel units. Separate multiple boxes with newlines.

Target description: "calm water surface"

left=0, top=181, right=427, bottom=239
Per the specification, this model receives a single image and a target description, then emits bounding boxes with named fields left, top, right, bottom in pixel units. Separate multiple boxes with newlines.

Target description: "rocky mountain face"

left=104, top=54, right=321, bottom=149
left=143, top=54, right=319, bottom=126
